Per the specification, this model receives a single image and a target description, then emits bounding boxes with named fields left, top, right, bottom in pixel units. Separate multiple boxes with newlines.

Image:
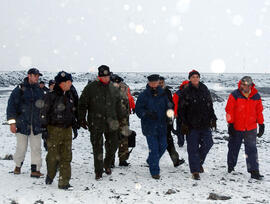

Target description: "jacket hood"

left=237, top=80, right=257, bottom=98
left=179, top=80, right=189, bottom=90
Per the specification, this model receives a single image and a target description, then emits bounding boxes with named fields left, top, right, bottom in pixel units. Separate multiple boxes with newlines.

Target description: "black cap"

left=39, top=81, right=45, bottom=84
left=98, top=65, right=111, bottom=77
left=111, top=74, right=124, bottom=83
left=27, top=68, right=43, bottom=76
left=188, top=69, right=200, bottom=79
left=54, top=71, right=73, bottom=84
left=147, top=74, right=160, bottom=82
left=159, top=76, right=165, bottom=81
left=49, top=80, right=55, bottom=86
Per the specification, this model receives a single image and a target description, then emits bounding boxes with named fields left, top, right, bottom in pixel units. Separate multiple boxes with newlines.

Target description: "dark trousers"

left=166, top=128, right=180, bottom=164
left=90, top=129, right=119, bottom=174
left=186, top=128, right=213, bottom=173
left=227, top=129, right=259, bottom=172
left=146, top=133, right=167, bottom=176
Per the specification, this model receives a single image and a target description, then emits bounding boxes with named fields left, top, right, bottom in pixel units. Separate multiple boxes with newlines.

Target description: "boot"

left=45, top=175, right=53, bottom=184
left=152, top=175, right=160, bottom=180
left=119, top=160, right=130, bottom=167
left=104, top=168, right=112, bottom=175
left=228, top=166, right=235, bottom=173
left=14, top=166, right=21, bottom=175
left=58, top=184, right=73, bottom=190
left=200, top=165, right=204, bottom=173
left=174, top=158, right=185, bottom=167
left=250, top=171, right=264, bottom=180
left=95, top=172, right=103, bottom=180
left=30, top=165, right=44, bottom=178
left=192, top=172, right=200, bottom=180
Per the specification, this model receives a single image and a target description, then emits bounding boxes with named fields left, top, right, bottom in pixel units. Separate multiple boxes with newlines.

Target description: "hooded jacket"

left=173, top=80, right=189, bottom=117
left=225, top=80, right=264, bottom=131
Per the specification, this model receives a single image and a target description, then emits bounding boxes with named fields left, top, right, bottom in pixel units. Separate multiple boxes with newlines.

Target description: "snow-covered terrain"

left=0, top=72, right=270, bottom=204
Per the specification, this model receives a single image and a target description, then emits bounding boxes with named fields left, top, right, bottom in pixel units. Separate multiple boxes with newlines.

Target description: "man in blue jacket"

left=6, top=68, right=44, bottom=178
left=136, top=74, right=172, bottom=179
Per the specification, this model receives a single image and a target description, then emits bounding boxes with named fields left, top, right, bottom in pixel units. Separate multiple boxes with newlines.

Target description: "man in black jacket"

left=159, top=76, right=184, bottom=167
left=178, top=70, right=217, bottom=180
left=7, top=68, right=44, bottom=178
left=40, top=71, right=77, bottom=190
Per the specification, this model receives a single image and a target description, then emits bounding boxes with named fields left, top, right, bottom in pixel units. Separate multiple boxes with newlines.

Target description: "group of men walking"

left=6, top=66, right=265, bottom=190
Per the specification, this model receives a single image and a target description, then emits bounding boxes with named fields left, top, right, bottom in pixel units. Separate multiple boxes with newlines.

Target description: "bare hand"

left=10, top=124, right=17, bottom=133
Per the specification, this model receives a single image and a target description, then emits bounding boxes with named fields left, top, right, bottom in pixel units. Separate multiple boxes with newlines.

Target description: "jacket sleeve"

left=78, top=85, right=90, bottom=123
left=135, top=92, right=147, bottom=119
left=6, top=87, right=21, bottom=122
left=256, top=96, right=264, bottom=124
left=127, top=88, right=135, bottom=112
left=40, top=93, right=53, bottom=128
left=225, top=93, right=236, bottom=124
left=178, top=92, right=187, bottom=124
left=206, top=88, right=217, bottom=121
left=172, top=93, right=179, bottom=117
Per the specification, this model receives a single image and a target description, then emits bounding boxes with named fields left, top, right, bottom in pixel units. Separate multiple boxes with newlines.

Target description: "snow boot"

left=119, top=160, right=130, bottom=166
left=45, top=175, right=53, bottom=184
left=14, top=166, right=21, bottom=174
left=250, top=171, right=264, bottom=180
left=104, top=168, right=112, bottom=175
left=228, top=166, right=235, bottom=173
left=30, top=165, right=44, bottom=178
left=58, top=184, right=73, bottom=190
left=192, top=172, right=200, bottom=180
left=152, top=175, right=160, bottom=180
left=200, top=165, right=204, bottom=173
left=95, top=172, right=103, bottom=180
left=174, top=158, right=185, bottom=167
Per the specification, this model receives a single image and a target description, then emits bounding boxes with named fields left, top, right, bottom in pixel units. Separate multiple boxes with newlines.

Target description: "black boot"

left=174, top=158, right=185, bottom=167
left=45, top=175, right=53, bottom=184
left=250, top=171, right=264, bottom=180
left=228, top=166, right=235, bottom=173
left=30, top=165, right=44, bottom=178
left=119, top=160, right=130, bottom=166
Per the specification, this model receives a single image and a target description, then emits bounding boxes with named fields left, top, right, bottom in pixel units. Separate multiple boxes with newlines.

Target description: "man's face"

left=59, top=80, right=72, bottom=91
left=100, top=76, right=110, bottom=83
left=240, top=82, right=252, bottom=93
left=159, top=80, right=165, bottom=88
left=148, top=81, right=159, bottom=89
left=28, top=74, right=39, bottom=84
left=190, top=74, right=200, bottom=86
left=49, top=84, right=55, bottom=90
left=39, top=83, right=45, bottom=88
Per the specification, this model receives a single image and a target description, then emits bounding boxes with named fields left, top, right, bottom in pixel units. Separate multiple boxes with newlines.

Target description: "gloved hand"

left=80, top=119, right=88, bottom=130
left=228, top=123, right=234, bottom=136
left=210, top=119, right=217, bottom=131
left=72, top=127, right=78, bottom=140
left=145, top=111, right=158, bottom=120
left=180, top=123, right=189, bottom=135
left=257, top=124, right=265, bottom=137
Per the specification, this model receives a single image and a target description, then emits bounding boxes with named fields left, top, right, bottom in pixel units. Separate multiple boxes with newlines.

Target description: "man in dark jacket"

left=40, top=71, right=77, bottom=190
left=39, top=81, right=49, bottom=94
left=78, top=65, right=127, bottom=180
left=6, top=68, right=44, bottom=178
left=178, top=70, right=217, bottom=180
left=136, top=74, right=172, bottom=179
left=159, top=76, right=184, bottom=167
left=226, top=76, right=264, bottom=180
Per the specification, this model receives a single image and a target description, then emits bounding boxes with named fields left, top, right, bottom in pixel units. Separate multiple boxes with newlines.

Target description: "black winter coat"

left=40, top=84, right=76, bottom=128
left=6, top=77, right=44, bottom=135
left=178, top=82, right=217, bottom=129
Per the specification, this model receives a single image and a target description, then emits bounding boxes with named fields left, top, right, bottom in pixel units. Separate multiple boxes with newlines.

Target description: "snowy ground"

left=0, top=72, right=270, bottom=204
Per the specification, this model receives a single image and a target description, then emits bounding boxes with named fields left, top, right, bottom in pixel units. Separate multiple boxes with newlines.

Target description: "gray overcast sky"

left=1, top=0, right=270, bottom=73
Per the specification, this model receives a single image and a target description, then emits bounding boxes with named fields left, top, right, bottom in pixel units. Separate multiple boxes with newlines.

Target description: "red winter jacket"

left=225, top=81, right=264, bottom=131
left=127, top=88, right=135, bottom=113
left=173, top=80, right=189, bottom=117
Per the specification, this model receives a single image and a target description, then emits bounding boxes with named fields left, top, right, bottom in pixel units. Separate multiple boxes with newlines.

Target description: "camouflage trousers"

left=90, top=129, right=119, bottom=174
left=112, top=134, right=130, bottom=164
left=46, top=125, right=72, bottom=187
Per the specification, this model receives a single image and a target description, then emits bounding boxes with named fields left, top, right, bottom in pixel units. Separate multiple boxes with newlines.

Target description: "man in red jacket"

left=225, top=76, right=265, bottom=180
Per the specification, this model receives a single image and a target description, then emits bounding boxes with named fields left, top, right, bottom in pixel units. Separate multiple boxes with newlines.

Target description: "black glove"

left=180, top=123, right=189, bottom=135
left=228, top=123, right=234, bottom=136
left=145, top=111, right=158, bottom=120
left=80, top=119, right=88, bottom=130
left=257, top=124, right=265, bottom=138
left=72, top=127, right=78, bottom=140
left=210, top=120, right=217, bottom=131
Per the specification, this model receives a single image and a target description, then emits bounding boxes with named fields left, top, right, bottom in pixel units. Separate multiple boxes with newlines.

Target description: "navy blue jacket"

left=135, top=85, right=170, bottom=136
left=6, top=77, right=44, bottom=135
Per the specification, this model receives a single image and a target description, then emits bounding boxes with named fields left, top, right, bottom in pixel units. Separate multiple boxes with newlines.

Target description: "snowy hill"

left=0, top=72, right=270, bottom=204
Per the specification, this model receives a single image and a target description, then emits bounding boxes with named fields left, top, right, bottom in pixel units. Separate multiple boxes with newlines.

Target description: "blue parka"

left=6, top=77, right=44, bottom=135
left=135, top=85, right=170, bottom=136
